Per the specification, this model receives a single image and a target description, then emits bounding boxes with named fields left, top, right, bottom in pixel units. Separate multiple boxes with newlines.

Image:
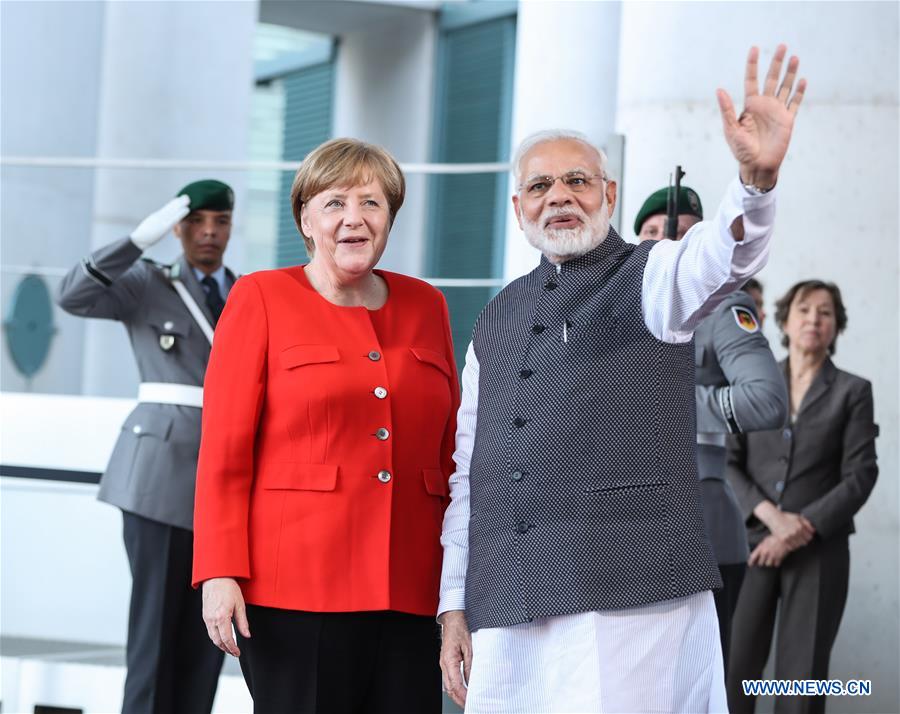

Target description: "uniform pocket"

left=280, top=345, right=340, bottom=370
left=121, top=410, right=174, bottom=440
left=262, top=463, right=338, bottom=491
left=147, top=316, right=192, bottom=337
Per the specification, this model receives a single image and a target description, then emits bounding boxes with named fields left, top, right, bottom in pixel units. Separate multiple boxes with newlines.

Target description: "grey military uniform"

left=694, top=290, right=787, bottom=564
left=57, top=236, right=235, bottom=530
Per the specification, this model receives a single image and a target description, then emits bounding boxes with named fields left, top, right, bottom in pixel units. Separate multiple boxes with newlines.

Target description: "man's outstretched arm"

left=643, top=44, right=807, bottom=342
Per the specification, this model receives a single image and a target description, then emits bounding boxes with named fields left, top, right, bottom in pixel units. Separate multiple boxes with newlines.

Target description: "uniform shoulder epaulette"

left=140, top=257, right=176, bottom=278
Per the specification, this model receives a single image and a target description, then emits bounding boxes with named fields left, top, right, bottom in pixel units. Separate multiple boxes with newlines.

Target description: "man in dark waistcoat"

left=637, top=185, right=788, bottom=674
left=57, top=180, right=236, bottom=714
left=437, top=45, right=807, bottom=713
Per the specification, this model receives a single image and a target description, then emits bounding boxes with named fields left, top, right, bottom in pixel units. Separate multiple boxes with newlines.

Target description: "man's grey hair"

left=512, top=129, right=610, bottom=186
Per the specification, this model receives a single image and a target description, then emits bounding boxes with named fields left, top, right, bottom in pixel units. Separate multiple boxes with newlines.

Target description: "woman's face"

left=784, top=288, right=837, bottom=356
left=300, top=180, right=391, bottom=278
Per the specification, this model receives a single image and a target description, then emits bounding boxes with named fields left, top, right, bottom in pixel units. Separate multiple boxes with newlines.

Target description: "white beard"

left=521, top=204, right=611, bottom=263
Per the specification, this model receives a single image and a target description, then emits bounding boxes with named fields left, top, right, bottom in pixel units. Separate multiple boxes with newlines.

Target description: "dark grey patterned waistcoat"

left=466, top=229, right=722, bottom=632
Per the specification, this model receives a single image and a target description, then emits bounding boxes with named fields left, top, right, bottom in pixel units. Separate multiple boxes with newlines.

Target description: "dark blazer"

left=726, top=358, right=879, bottom=545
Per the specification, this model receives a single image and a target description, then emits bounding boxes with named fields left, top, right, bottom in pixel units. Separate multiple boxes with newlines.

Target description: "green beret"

left=176, top=179, right=234, bottom=211
left=633, top=185, right=703, bottom=236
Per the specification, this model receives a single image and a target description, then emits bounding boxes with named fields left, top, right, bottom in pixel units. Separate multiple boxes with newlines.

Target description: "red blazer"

left=192, top=267, right=460, bottom=616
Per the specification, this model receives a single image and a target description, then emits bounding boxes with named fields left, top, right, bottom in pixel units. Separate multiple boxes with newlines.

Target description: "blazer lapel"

left=224, top=265, right=239, bottom=295
left=176, top=255, right=216, bottom=325
left=796, top=357, right=837, bottom=417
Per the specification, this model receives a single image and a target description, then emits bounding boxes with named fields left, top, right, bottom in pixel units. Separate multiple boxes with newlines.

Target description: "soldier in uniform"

left=57, top=180, right=236, bottom=714
left=637, top=186, right=788, bottom=671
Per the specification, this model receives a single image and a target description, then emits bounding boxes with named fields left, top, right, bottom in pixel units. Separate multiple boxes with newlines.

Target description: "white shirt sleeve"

left=642, top=176, right=776, bottom=343
left=438, top=340, right=479, bottom=616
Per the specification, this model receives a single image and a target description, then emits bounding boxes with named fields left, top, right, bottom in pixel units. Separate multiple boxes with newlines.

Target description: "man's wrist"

left=739, top=168, right=778, bottom=192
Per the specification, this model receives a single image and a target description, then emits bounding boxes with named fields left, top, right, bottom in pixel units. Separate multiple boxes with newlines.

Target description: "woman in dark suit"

left=191, top=138, right=460, bottom=713
left=725, top=280, right=879, bottom=714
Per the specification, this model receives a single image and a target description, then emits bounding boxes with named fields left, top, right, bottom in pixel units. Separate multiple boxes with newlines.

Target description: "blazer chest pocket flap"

left=410, top=347, right=451, bottom=378
left=264, top=463, right=338, bottom=491
left=280, top=344, right=340, bottom=370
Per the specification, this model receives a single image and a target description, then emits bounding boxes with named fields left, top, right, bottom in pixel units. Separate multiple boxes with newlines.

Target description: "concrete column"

left=503, top=0, right=622, bottom=281
left=0, top=0, right=106, bottom=394
left=83, top=0, right=258, bottom=396
left=332, top=11, right=437, bottom=277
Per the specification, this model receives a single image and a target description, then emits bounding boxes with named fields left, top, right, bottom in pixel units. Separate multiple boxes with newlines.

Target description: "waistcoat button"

left=511, top=471, right=524, bottom=482
left=544, top=281, right=557, bottom=290
left=516, top=521, right=530, bottom=534
left=519, top=369, right=533, bottom=379
left=513, top=417, right=526, bottom=428
left=374, top=387, right=388, bottom=399
left=368, top=351, right=381, bottom=361
left=375, top=428, right=390, bottom=441
left=532, top=324, right=545, bottom=334
left=377, top=470, right=392, bottom=483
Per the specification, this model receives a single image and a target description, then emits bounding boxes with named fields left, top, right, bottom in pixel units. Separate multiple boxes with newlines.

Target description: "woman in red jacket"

left=192, top=138, right=460, bottom=713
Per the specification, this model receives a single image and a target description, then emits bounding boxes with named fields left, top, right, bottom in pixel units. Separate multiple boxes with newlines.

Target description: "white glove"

left=129, top=195, right=191, bottom=250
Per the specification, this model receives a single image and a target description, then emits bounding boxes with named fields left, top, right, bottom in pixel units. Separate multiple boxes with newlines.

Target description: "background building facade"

left=2, top=1, right=897, bottom=711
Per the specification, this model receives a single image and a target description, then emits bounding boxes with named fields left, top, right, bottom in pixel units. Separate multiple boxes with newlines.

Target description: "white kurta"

left=439, top=178, right=776, bottom=713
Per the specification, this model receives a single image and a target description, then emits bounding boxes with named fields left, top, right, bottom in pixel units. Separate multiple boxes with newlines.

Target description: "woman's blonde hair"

left=290, top=138, right=406, bottom=254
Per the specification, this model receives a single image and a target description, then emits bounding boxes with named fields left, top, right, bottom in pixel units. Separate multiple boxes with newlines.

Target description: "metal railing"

left=1, top=155, right=512, bottom=289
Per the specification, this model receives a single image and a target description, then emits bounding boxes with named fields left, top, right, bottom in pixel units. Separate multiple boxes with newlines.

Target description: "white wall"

left=1, top=394, right=136, bottom=644
left=612, top=3, right=897, bottom=711
left=332, top=10, right=437, bottom=277
left=1, top=1, right=106, bottom=395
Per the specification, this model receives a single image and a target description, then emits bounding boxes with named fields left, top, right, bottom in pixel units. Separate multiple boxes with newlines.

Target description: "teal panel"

left=3, top=274, right=57, bottom=378
left=276, top=61, right=335, bottom=268
left=439, top=0, right=517, bottom=31
left=429, top=15, right=516, bottom=367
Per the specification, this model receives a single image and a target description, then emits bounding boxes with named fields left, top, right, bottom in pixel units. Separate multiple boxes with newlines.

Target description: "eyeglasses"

left=518, top=172, right=607, bottom=198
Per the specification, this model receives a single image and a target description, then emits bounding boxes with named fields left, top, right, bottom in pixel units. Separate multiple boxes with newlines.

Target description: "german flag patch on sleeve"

left=731, top=306, right=760, bottom=333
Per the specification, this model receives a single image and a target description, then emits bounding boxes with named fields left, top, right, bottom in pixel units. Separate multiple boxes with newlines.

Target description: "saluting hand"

left=717, top=44, right=807, bottom=189
left=130, top=195, right=191, bottom=250
left=202, top=577, right=251, bottom=657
